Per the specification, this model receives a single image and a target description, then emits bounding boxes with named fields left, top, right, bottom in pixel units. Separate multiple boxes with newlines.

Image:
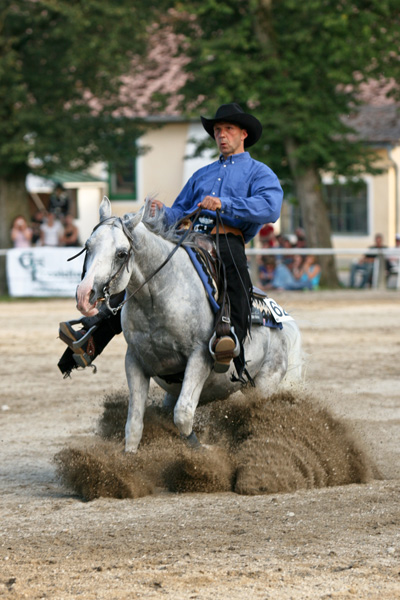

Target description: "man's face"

left=213, top=122, right=248, bottom=158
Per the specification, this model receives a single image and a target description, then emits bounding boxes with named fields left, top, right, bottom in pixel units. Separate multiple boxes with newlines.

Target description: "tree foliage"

left=0, top=0, right=154, bottom=181
left=170, top=0, right=400, bottom=179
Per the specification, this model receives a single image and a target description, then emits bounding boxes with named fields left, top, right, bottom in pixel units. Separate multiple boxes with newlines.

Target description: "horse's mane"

left=140, top=197, right=199, bottom=247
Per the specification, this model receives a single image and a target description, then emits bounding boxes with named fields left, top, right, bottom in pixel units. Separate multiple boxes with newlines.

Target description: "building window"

left=323, top=180, right=368, bottom=235
left=286, top=180, right=368, bottom=235
left=109, top=158, right=136, bottom=200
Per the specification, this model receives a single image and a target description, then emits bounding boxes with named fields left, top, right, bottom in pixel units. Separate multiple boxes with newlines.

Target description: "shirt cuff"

left=219, top=197, right=231, bottom=215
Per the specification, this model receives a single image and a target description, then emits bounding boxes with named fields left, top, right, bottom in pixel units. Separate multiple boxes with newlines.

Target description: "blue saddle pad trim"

left=184, top=246, right=285, bottom=329
left=263, top=313, right=283, bottom=330
left=184, top=245, right=220, bottom=314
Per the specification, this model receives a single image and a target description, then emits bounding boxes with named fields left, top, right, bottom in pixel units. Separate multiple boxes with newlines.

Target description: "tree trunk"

left=0, top=175, right=30, bottom=294
left=284, top=138, right=340, bottom=288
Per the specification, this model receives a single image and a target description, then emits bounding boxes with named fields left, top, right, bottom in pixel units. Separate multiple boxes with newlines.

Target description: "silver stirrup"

left=64, top=319, right=99, bottom=352
left=208, top=327, right=240, bottom=360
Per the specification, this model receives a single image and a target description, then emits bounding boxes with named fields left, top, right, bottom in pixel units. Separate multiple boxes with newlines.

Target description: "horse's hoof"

left=181, top=431, right=201, bottom=450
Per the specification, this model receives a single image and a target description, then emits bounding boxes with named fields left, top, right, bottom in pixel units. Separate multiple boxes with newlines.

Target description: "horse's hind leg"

left=254, top=337, right=288, bottom=397
left=162, top=392, right=178, bottom=413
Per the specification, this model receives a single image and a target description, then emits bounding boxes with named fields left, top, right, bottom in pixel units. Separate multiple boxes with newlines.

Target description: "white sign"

left=6, top=247, right=84, bottom=297
left=264, top=298, right=294, bottom=323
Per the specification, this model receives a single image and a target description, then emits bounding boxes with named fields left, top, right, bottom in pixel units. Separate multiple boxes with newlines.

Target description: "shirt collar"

left=218, top=151, right=250, bottom=163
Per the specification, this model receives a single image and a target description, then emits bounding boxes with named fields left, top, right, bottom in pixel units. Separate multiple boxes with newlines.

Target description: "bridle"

left=68, top=209, right=203, bottom=315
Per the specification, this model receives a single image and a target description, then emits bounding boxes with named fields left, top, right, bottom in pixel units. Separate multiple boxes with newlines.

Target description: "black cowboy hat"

left=201, top=103, right=262, bottom=148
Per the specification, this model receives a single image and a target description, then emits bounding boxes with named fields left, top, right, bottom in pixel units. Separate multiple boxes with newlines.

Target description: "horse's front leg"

left=124, top=348, right=150, bottom=453
left=173, top=349, right=212, bottom=441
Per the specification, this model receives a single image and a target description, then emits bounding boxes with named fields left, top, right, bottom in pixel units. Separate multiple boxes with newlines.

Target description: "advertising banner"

left=6, top=247, right=84, bottom=297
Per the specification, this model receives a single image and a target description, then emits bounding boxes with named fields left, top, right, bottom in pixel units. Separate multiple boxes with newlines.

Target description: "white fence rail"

left=245, top=247, right=400, bottom=257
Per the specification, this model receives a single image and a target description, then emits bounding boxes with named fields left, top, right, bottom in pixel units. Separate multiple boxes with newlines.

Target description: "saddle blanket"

left=251, top=296, right=294, bottom=330
left=184, top=245, right=293, bottom=329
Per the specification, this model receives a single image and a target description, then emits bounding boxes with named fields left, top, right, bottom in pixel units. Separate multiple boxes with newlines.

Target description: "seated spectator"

left=259, top=224, right=278, bottom=248
left=272, top=254, right=304, bottom=290
left=278, top=235, right=295, bottom=270
left=60, top=214, right=80, bottom=247
left=294, top=227, right=307, bottom=248
left=299, top=254, right=321, bottom=289
left=11, top=215, right=32, bottom=248
left=387, top=233, right=400, bottom=275
left=258, top=256, right=276, bottom=290
left=350, top=233, right=388, bottom=288
left=272, top=254, right=321, bottom=291
left=40, top=212, right=63, bottom=247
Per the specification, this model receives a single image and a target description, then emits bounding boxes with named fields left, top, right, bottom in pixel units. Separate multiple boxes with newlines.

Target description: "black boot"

left=58, top=312, right=122, bottom=376
left=59, top=313, right=103, bottom=368
left=58, top=293, right=124, bottom=376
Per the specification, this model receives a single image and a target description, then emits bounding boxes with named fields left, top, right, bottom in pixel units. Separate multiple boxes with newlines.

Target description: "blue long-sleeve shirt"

left=163, top=151, right=283, bottom=243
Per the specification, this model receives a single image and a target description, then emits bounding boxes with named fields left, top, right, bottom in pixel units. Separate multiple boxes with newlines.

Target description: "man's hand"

left=150, top=198, right=164, bottom=216
left=198, top=195, right=222, bottom=211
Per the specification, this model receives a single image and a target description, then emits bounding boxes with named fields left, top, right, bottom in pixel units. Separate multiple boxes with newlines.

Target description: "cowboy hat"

left=201, top=103, right=262, bottom=148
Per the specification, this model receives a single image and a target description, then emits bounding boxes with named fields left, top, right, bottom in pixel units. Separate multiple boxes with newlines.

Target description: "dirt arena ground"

left=1, top=290, right=399, bottom=599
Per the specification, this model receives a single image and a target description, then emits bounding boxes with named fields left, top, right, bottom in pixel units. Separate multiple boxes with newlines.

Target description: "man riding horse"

left=58, top=102, right=283, bottom=379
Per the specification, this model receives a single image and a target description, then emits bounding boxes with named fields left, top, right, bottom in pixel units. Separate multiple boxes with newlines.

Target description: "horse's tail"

left=280, top=319, right=305, bottom=388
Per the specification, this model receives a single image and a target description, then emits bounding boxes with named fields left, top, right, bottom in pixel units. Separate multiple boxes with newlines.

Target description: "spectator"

left=271, top=254, right=321, bottom=291
left=291, top=253, right=305, bottom=281
left=40, top=212, right=63, bottom=247
left=294, top=227, right=307, bottom=248
left=258, top=256, right=276, bottom=290
left=60, top=214, right=80, bottom=247
left=350, top=233, right=388, bottom=288
left=48, top=183, right=70, bottom=219
left=299, top=254, right=321, bottom=289
left=387, top=233, right=400, bottom=282
left=271, top=254, right=303, bottom=290
left=388, top=233, right=400, bottom=262
left=279, top=235, right=295, bottom=270
left=11, top=215, right=32, bottom=248
left=259, top=224, right=278, bottom=248
left=30, top=209, right=45, bottom=246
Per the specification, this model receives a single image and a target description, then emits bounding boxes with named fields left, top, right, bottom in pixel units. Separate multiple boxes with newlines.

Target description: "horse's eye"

left=116, top=250, right=128, bottom=260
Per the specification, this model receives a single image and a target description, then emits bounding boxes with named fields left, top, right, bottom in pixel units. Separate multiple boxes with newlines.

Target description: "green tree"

left=169, top=0, right=400, bottom=286
left=0, top=0, right=154, bottom=254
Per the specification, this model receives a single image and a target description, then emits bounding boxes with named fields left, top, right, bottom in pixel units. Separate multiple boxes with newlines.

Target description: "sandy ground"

left=1, top=290, right=400, bottom=599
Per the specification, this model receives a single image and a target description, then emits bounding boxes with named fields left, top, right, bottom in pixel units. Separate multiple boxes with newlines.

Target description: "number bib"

left=264, top=298, right=293, bottom=323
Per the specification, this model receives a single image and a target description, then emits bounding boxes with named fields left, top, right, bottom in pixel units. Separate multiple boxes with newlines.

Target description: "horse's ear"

left=99, top=196, right=112, bottom=222
left=122, top=208, right=143, bottom=230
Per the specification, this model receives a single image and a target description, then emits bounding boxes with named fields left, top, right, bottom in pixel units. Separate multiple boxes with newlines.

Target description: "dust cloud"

left=54, top=389, right=377, bottom=502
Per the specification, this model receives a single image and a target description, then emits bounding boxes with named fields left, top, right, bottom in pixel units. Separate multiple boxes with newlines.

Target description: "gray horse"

left=75, top=197, right=303, bottom=452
